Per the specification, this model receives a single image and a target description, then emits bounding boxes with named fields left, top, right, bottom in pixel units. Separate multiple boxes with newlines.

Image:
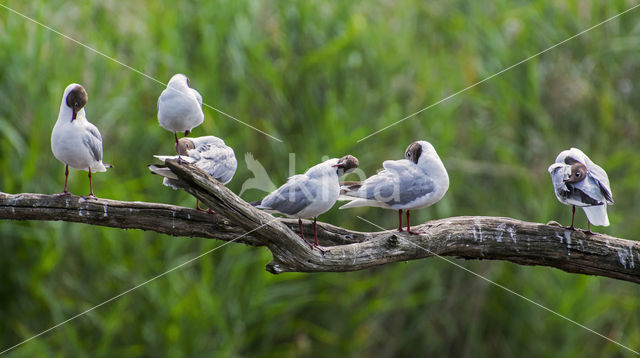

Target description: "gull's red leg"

left=86, top=169, right=97, bottom=199
left=174, top=132, right=185, bottom=162
left=398, top=209, right=404, bottom=232
left=314, top=217, right=319, bottom=246
left=407, top=210, right=424, bottom=235
left=586, top=221, right=593, bottom=235
left=312, top=217, right=328, bottom=252
left=569, top=206, right=576, bottom=230
left=196, top=199, right=216, bottom=214
left=298, top=218, right=313, bottom=248
left=64, top=165, right=69, bottom=193
left=57, top=165, right=71, bottom=196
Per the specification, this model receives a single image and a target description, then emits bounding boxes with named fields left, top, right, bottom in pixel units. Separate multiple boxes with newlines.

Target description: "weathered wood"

left=0, top=159, right=638, bottom=284
left=0, top=192, right=367, bottom=247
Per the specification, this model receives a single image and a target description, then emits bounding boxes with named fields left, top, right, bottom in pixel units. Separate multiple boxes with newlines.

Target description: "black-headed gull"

left=148, top=136, right=237, bottom=213
left=51, top=83, right=111, bottom=198
left=548, top=147, right=613, bottom=233
left=157, top=74, right=204, bottom=152
left=252, top=155, right=359, bottom=250
left=339, top=141, right=449, bottom=234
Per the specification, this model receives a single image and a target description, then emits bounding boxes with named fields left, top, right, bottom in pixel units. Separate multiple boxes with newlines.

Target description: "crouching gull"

left=548, top=147, right=613, bottom=233
left=51, top=83, right=111, bottom=198
left=157, top=74, right=204, bottom=154
left=252, top=155, right=359, bottom=250
left=339, top=140, right=449, bottom=234
left=149, top=136, right=237, bottom=213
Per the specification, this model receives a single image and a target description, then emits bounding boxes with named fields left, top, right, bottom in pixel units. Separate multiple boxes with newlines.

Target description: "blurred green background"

left=1, top=0, right=639, bottom=356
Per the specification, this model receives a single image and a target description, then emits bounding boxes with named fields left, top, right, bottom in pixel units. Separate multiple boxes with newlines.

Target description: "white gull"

left=51, top=83, right=111, bottom=198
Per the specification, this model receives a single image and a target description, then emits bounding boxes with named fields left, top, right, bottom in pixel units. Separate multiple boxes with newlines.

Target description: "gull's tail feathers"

left=148, top=164, right=182, bottom=189
left=582, top=205, right=610, bottom=227
left=339, top=198, right=385, bottom=210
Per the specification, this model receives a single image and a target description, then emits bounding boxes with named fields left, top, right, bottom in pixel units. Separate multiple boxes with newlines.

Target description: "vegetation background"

left=1, top=0, right=639, bottom=356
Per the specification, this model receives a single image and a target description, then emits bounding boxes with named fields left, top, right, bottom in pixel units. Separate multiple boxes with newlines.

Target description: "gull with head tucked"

left=157, top=74, right=204, bottom=152
left=51, top=83, right=111, bottom=198
left=339, top=140, right=449, bottom=234
left=548, top=147, right=613, bottom=233
left=148, top=135, right=237, bottom=213
left=252, top=155, right=359, bottom=251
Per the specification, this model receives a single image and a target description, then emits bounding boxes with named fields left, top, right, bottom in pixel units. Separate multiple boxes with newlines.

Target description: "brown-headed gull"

left=548, top=147, right=613, bottom=233
left=252, top=155, right=359, bottom=250
left=157, top=74, right=204, bottom=153
left=339, top=141, right=449, bottom=234
left=51, top=83, right=111, bottom=198
left=148, top=136, right=237, bottom=213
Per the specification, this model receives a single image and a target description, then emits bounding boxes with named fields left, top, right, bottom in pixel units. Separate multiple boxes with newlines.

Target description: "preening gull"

left=149, top=136, right=237, bottom=213
left=51, top=83, right=111, bottom=198
left=339, top=141, right=449, bottom=234
left=157, top=74, right=204, bottom=153
left=548, top=147, right=613, bottom=233
left=252, top=155, right=359, bottom=250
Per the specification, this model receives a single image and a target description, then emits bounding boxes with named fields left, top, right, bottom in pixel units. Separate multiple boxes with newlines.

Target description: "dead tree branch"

left=0, top=159, right=638, bottom=284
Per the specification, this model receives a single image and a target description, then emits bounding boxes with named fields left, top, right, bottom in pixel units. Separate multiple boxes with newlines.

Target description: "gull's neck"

left=56, top=105, right=87, bottom=125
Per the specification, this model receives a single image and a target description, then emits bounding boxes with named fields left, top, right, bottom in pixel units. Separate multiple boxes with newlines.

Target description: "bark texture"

left=0, top=159, right=638, bottom=284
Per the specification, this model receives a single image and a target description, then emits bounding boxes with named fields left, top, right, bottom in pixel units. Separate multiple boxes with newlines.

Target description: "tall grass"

left=1, top=0, right=639, bottom=356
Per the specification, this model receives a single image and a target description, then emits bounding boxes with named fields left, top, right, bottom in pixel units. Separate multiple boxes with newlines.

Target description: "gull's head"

left=168, top=74, right=190, bottom=88
left=405, top=140, right=438, bottom=165
left=332, top=155, right=359, bottom=177
left=64, top=84, right=88, bottom=121
left=176, top=137, right=195, bottom=156
left=563, top=157, right=587, bottom=184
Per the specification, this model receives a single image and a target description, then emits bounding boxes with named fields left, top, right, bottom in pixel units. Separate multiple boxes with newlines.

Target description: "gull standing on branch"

left=339, top=141, right=449, bottom=234
left=51, top=83, right=111, bottom=198
left=157, top=74, right=204, bottom=153
left=252, top=155, right=359, bottom=250
left=548, top=148, right=614, bottom=233
left=148, top=136, right=237, bottom=213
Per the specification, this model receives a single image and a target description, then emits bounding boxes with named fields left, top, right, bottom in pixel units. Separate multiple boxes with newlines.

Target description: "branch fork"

left=0, top=159, right=638, bottom=284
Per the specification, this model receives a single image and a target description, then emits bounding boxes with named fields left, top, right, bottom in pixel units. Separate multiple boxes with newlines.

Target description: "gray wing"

left=195, top=145, right=237, bottom=184
left=189, top=137, right=237, bottom=184
left=572, top=175, right=610, bottom=205
left=586, top=162, right=613, bottom=203
left=259, top=176, right=313, bottom=216
left=351, top=166, right=435, bottom=206
left=83, top=124, right=103, bottom=162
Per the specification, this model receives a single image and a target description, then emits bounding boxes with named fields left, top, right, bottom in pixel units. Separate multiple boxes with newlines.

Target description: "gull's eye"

left=575, top=172, right=581, bottom=178
left=406, top=152, right=410, bottom=158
